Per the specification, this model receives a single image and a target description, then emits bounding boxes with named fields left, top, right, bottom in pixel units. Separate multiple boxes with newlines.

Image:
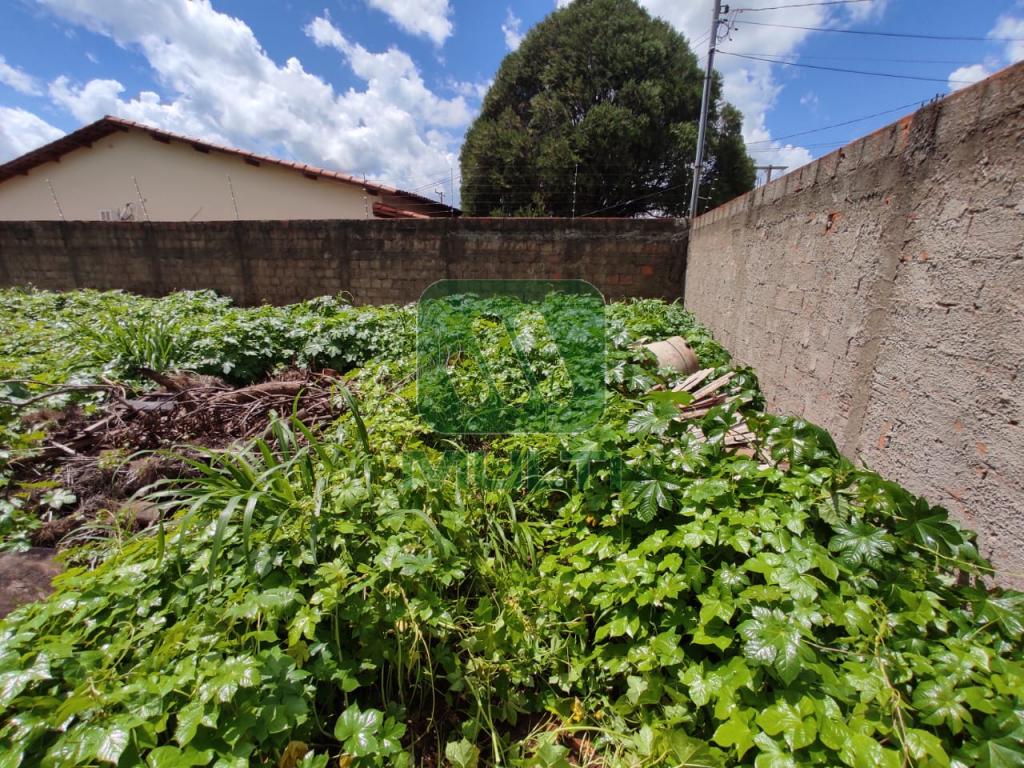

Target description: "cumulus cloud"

left=0, top=107, right=63, bottom=161
left=948, top=10, right=1024, bottom=92
left=991, top=12, right=1024, bottom=66
left=549, top=0, right=838, bottom=172
left=33, top=0, right=480, bottom=188
left=948, top=64, right=994, bottom=92
left=502, top=9, right=525, bottom=51
left=0, top=56, right=42, bottom=96
left=363, top=0, right=453, bottom=46
left=304, top=15, right=472, bottom=127
left=644, top=0, right=851, bottom=172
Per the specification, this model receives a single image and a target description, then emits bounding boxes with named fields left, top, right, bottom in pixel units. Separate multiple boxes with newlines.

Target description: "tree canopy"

left=459, top=0, right=755, bottom=218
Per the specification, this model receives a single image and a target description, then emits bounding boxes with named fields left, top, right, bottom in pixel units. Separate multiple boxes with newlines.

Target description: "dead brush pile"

left=10, top=368, right=348, bottom=547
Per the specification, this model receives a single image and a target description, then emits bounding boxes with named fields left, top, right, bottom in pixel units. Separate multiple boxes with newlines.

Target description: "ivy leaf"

left=738, top=607, right=814, bottom=684
left=379, top=717, right=407, bottom=755
left=685, top=478, right=731, bottom=504
left=627, top=402, right=676, bottom=437
left=828, top=523, right=896, bottom=568
left=713, top=713, right=755, bottom=759
left=445, top=739, right=480, bottom=768
left=976, top=738, right=1024, bottom=768
left=837, top=731, right=887, bottom=768
left=757, top=700, right=816, bottom=751
left=912, top=681, right=969, bottom=734
left=95, top=723, right=131, bottom=765
left=973, top=593, right=1024, bottom=639
left=903, top=729, right=950, bottom=767
left=334, top=705, right=383, bottom=757
left=146, top=745, right=215, bottom=768
left=621, top=477, right=676, bottom=522
left=894, top=499, right=963, bottom=554
left=752, top=732, right=798, bottom=768
left=0, top=653, right=50, bottom=707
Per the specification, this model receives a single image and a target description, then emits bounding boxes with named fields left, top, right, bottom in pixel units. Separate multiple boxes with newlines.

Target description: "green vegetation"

left=459, top=0, right=755, bottom=217
left=0, top=288, right=1021, bottom=767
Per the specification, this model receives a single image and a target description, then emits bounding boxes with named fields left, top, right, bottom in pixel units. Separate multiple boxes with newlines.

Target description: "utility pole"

left=688, top=0, right=729, bottom=220
left=755, top=164, right=787, bottom=185
left=571, top=163, right=579, bottom=219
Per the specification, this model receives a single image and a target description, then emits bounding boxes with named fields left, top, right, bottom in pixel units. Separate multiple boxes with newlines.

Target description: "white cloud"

left=0, top=56, right=42, bottom=96
left=363, top=0, right=453, bottom=46
left=0, top=107, right=63, bottom=161
left=948, top=64, right=993, bottom=92
left=502, top=9, right=525, bottom=51
left=551, top=0, right=831, bottom=171
left=658, top=5, right=831, bottom=171
left=991, top=13, right=1024, bottom=64
left=947, top=10, right=1024, bottom=93
left=449, top=78, right=491, bottom=101
left=33, top=0, right=480, bottom=189
left=304, top=15, right=472, bottom=127
left=843, top=0, right=888, bottom=23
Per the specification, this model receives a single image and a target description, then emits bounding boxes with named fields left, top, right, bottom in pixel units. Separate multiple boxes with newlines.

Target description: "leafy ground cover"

left=0, top=288, right=1021, bottom=767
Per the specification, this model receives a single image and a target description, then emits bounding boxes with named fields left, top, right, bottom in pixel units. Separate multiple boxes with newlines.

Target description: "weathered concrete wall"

left=686, top=62, right=1024, bottom=586
left=0, top=217, right=687, bottom=305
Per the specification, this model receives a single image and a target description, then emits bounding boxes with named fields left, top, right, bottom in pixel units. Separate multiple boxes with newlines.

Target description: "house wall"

left=0, top=130, right=375, bottom=221
left=0, top=217, right=688, bottom=305
left=685, top=62, right=1024, bottom=586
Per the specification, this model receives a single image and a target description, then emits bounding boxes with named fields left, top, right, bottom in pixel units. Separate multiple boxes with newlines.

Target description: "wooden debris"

left=12, top=370, right=346, bottom=467
left=670, top=368, right=754, bottom=453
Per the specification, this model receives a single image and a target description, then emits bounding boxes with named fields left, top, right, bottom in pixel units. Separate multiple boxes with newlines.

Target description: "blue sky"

left=1, top=0, right=1022, bottom=198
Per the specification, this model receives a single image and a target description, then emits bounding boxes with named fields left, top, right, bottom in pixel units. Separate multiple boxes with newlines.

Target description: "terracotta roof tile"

left=0, top=115, right=459, bottom=217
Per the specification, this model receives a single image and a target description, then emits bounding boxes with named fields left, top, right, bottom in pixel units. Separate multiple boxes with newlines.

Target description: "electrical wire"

left=578, top=180, right=693, bottom=217
left=719, top=50, right=976, bottom=83
left=737, top=52, right=979, bottom=65
left=744, top=98, right=926, bottom=144
left=732, top=0, right=872, bottom=11
left=731, top=18, right=1024, bottom=42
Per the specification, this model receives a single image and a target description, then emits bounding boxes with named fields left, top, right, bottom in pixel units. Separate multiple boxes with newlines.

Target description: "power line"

left=737, top=51, right=974, bottom=65
left=744, top=98, right=925, bottom=145
left=747, top=140, right=852, bottom=151
left=733, top=0, right=872, bottom=11
left=732, top=19, right=1024, bottom=42
left=738, top=52, right=979, bottom=65
left=719, top=51, right=976, bottom=83
left=581, top=180, right=692, bottom=218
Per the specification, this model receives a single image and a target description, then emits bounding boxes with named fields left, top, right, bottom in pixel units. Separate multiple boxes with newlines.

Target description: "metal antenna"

left=688, top=0, right=729, bottom=220
left=45, top=179, right=66, bottom=221
left=132, top=176, right=151, bottom=221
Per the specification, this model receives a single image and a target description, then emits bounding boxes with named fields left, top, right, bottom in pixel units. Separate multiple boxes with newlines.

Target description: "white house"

left=0, top=116, right=457, bottom=221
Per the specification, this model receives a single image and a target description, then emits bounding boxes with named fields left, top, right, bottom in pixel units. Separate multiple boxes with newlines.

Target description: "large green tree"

left=459, top=0, right=755, bottom=218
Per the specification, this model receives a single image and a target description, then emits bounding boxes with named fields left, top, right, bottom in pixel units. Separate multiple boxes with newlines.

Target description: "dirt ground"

left=0, top=547, right=61, bottom=618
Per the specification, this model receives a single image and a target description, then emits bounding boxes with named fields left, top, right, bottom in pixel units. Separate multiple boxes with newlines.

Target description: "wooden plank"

left=690, top=371, right=736, bottom=401
left=673, top=368, right=714, bottom=393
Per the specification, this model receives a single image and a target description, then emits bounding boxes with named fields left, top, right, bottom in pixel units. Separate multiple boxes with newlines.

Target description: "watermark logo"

left=416, top=280, right=606, bottom=434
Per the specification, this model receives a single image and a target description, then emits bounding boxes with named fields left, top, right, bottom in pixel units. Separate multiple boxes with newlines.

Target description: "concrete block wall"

left=0, top=217, right=688, bottom=306
left=686, top=62, right=1024, bottom=586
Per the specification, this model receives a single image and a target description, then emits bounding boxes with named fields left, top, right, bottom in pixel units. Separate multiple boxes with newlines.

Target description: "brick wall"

left=686, top=62, right=1024, bottom=586
left=0, top=217, right=688, bottom=306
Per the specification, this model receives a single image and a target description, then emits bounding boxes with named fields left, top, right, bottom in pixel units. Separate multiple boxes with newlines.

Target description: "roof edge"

left=0, top=115, right=460, bottom=216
